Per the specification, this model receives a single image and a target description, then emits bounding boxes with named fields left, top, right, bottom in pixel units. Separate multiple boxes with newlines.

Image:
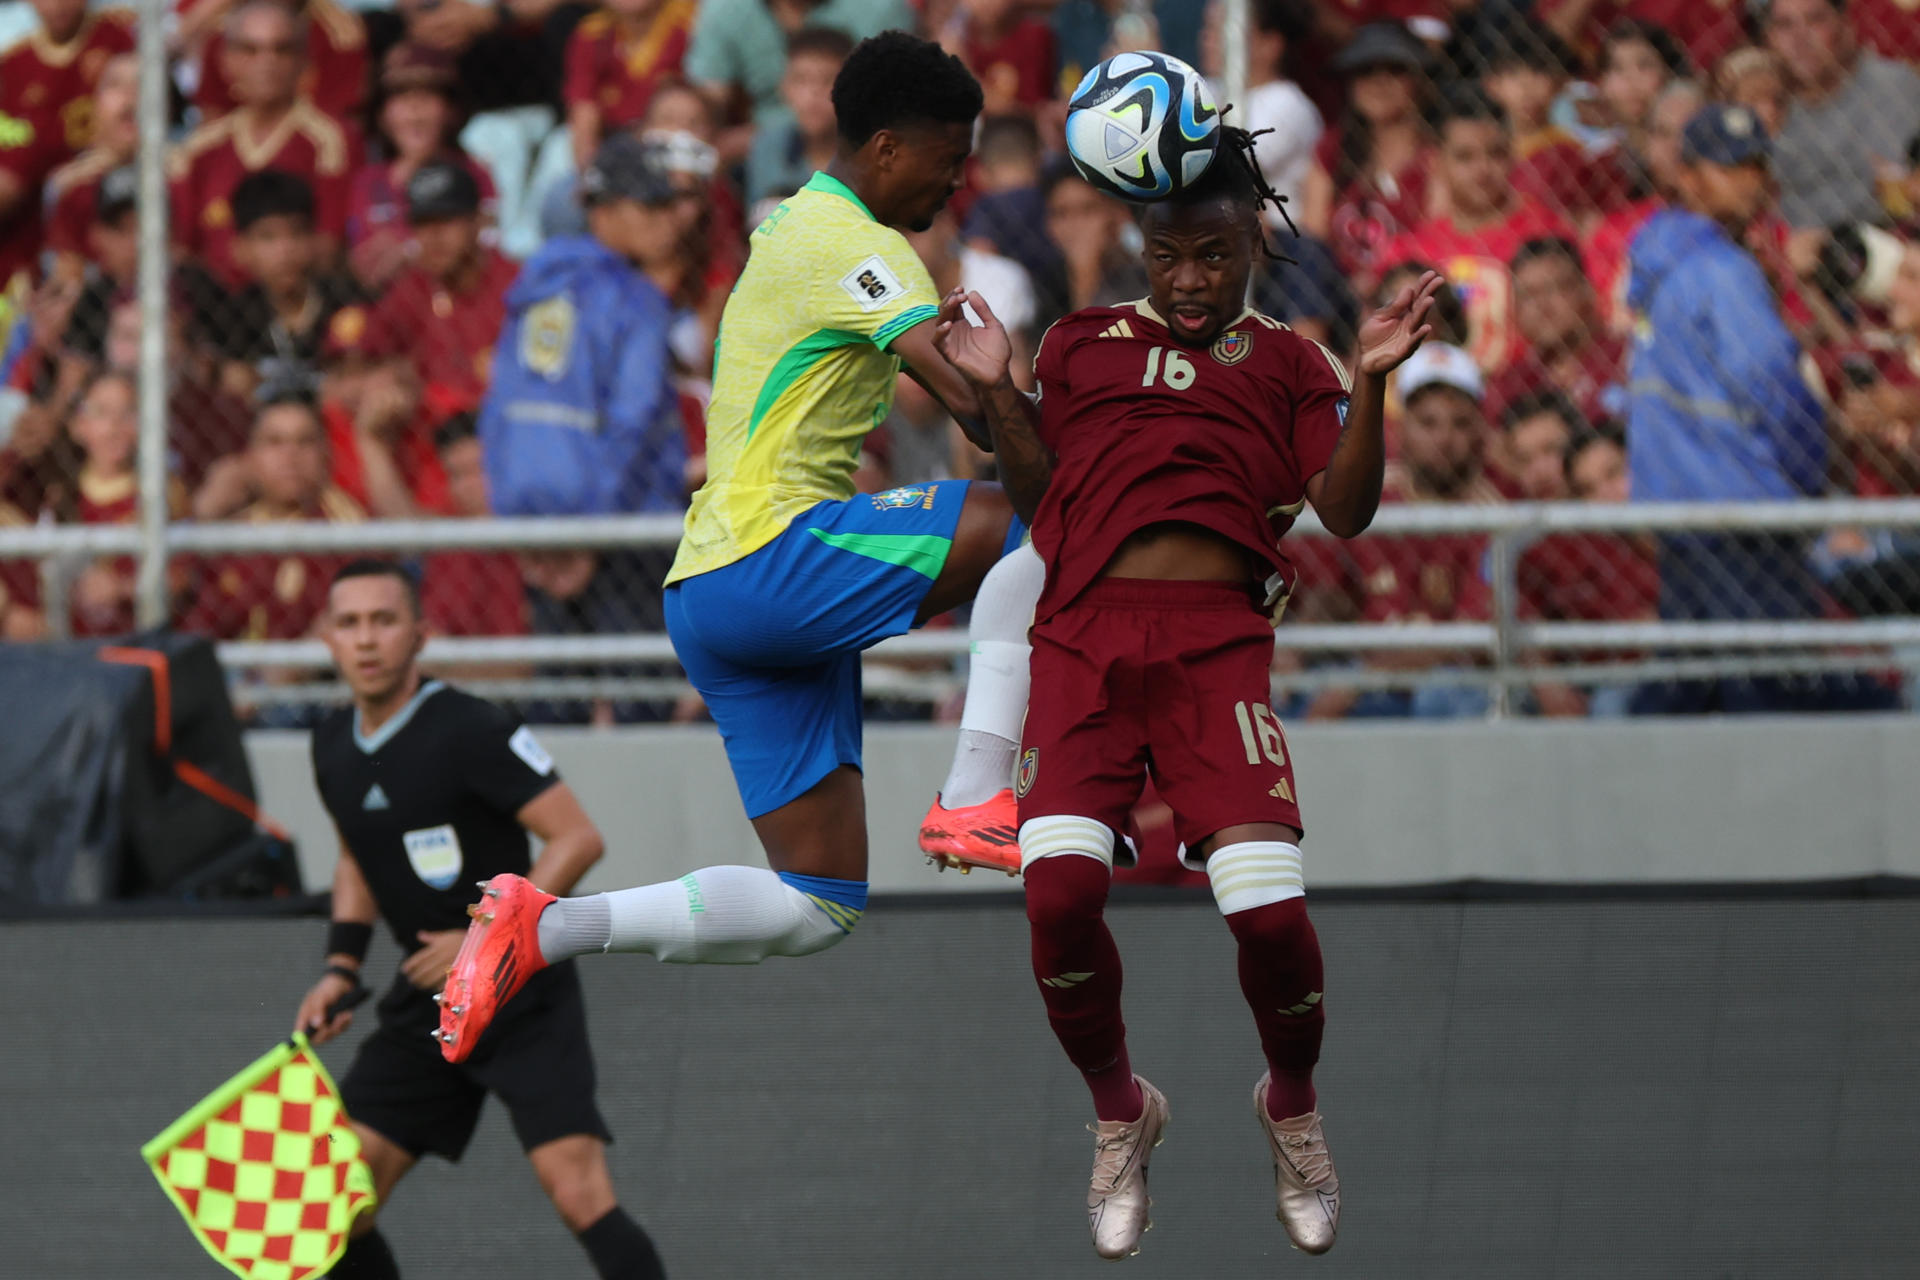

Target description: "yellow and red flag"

left=143, top=1034, right=376, bottom=1280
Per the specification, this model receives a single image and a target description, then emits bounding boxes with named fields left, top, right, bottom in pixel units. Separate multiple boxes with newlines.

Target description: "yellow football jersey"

left=666, top=172, right=941, bottom=584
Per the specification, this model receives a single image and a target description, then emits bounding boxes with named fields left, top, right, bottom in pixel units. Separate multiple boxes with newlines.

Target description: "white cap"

left=1396, top=342, right=1484, bottom=404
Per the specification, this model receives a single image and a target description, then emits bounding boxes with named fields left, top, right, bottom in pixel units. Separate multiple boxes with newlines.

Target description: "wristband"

left=326, top=921, right=373, bottom=962
left=324, top=964, right=365, bottom=988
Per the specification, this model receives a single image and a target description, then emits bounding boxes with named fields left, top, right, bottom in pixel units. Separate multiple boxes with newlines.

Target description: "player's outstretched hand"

left=935, top=288, right=1013, bottom=388
left=403, top=929, right=466, bottom=993
left=294, top=970, right=359, bottom=1045
left=1356, top=270, right=1444, bottom=377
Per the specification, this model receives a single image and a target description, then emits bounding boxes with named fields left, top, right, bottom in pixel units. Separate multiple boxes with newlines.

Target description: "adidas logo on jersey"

left=363, top=783, right=390, bottom=810
left=1098, top=319, right=1134, bottom=339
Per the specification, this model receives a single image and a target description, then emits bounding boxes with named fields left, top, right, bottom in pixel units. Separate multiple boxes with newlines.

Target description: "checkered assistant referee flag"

left=142, top=1034, right=376, bottom=1279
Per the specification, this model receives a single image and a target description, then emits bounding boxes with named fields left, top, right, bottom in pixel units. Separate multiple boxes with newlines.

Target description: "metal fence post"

left=1488, top=529, right=1518, bottom=719
left=1221, top=0, right=1249, bottom=127
left=132, top=0, right=172, bottom=629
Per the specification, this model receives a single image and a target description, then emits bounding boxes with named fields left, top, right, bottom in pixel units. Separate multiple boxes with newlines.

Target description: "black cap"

left=1681, top=103, right=1771, bottom=168
left=97, top=164, right=138, bottom=222
left=406, top=161, right=482, bottom=222
left=1333, top=22, right=1427, bottom=74
left=580, top=133, right=677, bottom=207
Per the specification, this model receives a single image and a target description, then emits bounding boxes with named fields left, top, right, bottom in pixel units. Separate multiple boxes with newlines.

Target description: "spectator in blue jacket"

left=479, top=133, right=687, bottom=517
left=1626, top=103, right=1893, bottom=712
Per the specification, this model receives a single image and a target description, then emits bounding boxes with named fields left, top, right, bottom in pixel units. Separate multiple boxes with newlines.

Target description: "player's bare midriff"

left=1102, top=520, right=1255, bottom=583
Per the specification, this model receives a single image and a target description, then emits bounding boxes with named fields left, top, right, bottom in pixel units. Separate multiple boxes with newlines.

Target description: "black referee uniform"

left=313, top=679, right=611, bottom=1160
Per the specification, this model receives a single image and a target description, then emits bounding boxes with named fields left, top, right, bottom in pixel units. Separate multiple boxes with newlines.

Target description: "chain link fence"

left=4, top=0, right=1920, bottom=722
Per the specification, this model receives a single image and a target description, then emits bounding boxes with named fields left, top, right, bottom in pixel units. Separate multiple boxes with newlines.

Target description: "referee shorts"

left=339, top=962, right=611, bottom=1161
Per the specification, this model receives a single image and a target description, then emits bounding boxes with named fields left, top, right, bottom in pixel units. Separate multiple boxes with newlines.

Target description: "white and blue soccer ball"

left=1064, top=50, right=1221, bottom=202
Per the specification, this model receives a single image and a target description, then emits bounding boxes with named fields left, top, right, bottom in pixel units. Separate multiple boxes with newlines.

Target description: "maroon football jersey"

left=1031, top=300, right=1352, bottom=622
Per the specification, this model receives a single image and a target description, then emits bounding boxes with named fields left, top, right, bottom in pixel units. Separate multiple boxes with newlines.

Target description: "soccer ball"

left=1064, top=51, right=1221, bottom=202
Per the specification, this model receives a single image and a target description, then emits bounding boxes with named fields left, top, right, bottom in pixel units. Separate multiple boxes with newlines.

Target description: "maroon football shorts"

left=1017, top=578, right=1303, bottom=860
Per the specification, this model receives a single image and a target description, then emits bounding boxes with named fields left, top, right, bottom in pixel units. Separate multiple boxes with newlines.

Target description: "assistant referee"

left=292, top=559, right=665, bottom=1279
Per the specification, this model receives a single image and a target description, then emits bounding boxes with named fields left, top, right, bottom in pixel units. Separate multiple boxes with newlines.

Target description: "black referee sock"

left=577, top=1206, right=667, bottom=1280
left=333, top=1228, right=401, bottom=1279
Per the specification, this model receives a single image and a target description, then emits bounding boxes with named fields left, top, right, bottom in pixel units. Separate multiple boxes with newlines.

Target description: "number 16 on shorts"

left=1234, top=700, right=1288, bottom=767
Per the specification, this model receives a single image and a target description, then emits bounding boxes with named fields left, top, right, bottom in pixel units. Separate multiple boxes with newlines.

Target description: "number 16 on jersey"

left=1142, top=346, right=1196, bottom=391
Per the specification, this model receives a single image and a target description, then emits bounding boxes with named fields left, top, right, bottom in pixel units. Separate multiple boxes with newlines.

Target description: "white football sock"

left=940, top=541, right=1043, bottom=808
left=539, top=865, right=854, bottom=966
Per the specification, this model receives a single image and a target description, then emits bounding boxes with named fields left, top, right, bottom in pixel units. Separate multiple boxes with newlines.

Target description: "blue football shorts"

left=668, top=480, right=1011, bottom=818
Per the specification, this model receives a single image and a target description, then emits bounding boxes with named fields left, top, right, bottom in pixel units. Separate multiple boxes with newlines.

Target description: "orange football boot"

left=919, top=788, right=1022, bottom=877
left=433, top=873, right=554, bottom=1062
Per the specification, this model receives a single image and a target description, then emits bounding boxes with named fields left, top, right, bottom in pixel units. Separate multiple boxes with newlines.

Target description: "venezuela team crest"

left=1015, top=748, right=1039, bottom=798
left=1210, top=330, right=1252, bottom=365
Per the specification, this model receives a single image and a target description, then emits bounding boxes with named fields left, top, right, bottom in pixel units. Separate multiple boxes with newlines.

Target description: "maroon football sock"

left=1025, top=854, right=1142, bottom=1122
left=1224, top=897, right=1325, bottom=1120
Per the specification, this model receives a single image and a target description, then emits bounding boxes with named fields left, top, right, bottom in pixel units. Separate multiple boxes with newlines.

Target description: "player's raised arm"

left=937, top=288, right=1050, bottom=523
left=1305, top=270, right=1443, bottom=537
left=893, top=316, right=993, bottom=448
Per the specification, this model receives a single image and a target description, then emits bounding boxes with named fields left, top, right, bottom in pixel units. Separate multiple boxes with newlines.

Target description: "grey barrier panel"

left=4, top=898, right=1918, bottom=1278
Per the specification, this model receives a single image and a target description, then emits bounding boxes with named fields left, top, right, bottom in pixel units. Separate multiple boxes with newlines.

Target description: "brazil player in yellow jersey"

left=436, top=32, right=1041, bottom=1048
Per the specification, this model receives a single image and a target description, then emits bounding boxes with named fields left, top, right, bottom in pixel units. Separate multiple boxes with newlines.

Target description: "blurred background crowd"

left=3, top=0, right=1920, bottom=723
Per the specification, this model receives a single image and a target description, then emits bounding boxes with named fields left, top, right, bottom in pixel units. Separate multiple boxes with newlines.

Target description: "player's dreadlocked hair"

left=1156, top=123, right=1301, bottom=261
left=832, top=31, right=984, bottom=148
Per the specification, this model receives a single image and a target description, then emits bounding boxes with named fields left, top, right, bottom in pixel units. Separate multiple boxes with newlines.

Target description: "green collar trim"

left=804, top=171, right=876, bottom=222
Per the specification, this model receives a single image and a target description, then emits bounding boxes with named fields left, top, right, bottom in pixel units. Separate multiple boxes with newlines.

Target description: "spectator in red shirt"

left=0, top=0, right=135, bottom=290
left=1299, top=21, right=1436, bottom=279
left=1376, top=87, right=1576, bottom=374
left=388, top=166, right=516, bottom=381
left=1487, top=236, right=1628, bottom=439
left=1850, top=0, right=1920, bottom=67
left=1309, top=343, right=1505, bottom=720
left=1597, top=19, right=1690, bottom=177
left=51, top=370, right=191, bottom=637
left=1583, top=75, right=1704, bottom=329
left=1517, top=418, right=1658, bottom=716
left=1504, top=389, right=1585, bottom=501
left=0, top=496, right=42, bottom=640
left=346, top=42, right=498, bottom=292
left=1478, top=27, right=1634, bottom=229
left=421, top=411, right=532, bottom=643
left=190, top=0, right=369, bottom=126
left=183, top=389, right=366, bottom=643
left=1535, top=0, right=1742, bottom=77
left=947, top=0, right=1058, bottom=114
left=43, top=51, right=137, bottom=284
left=169, top=0, right=358, bottom=286
left=565, top=0, right=697, bottom=173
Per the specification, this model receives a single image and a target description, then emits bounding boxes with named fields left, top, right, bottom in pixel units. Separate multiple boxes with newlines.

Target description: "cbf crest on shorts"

left=1016, top=748, right=1039, bottom=798
left=1210, top=330, right=1252, bottom=366
left=869, top=484, right=938, bottom=511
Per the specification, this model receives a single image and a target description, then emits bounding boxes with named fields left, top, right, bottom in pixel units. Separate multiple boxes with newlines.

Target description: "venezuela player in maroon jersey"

left=937, top=128, right=1442, bottom=1261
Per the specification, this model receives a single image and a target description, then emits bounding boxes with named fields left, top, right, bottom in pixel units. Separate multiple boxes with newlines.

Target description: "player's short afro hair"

left=832, top=30, right=983, bottom=148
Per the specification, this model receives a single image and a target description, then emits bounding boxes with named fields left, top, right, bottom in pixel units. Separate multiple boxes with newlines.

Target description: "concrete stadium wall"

left=7, top=900, right=1918, bottom=1279
left=247, top=716, right=1920, bottom=895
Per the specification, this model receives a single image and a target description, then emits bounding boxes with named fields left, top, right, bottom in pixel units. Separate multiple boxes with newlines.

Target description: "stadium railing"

left=9, top=498, right=1920, bottom=715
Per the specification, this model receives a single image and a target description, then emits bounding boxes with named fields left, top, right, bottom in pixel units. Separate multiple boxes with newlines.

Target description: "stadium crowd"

left=2, top=0, right=1919, bottom=720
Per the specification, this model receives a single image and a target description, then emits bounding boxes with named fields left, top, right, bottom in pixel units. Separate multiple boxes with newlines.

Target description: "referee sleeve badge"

left=508, top=725, right=555, bottom=776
